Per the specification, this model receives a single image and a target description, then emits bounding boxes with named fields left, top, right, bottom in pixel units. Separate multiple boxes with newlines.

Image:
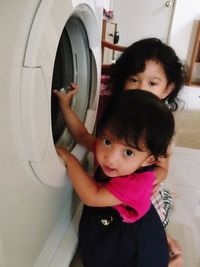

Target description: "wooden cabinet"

left=187, top=21, right=200, bottom=86
left=102, top=19, right=117, bottom=64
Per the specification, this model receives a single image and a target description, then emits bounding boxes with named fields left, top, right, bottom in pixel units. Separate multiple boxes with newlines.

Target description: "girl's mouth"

left=103, top=165, right=117, bottom=176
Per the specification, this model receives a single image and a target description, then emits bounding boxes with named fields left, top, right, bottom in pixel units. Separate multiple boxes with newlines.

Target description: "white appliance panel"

left=21, top=1, right=101, bottom=188
left=0, top=0, right=102, bottom=266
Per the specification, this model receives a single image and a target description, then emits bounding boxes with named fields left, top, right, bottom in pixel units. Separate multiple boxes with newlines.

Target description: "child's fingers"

left=52, top=89, right=68, bottom=99
left=69, top=82, right=79, bottom=91
left=55, top=146, right=68, bottom=166
left=167, top=235, right=182, bottom=256
left=53, top=89, right=59, bottom=94
left=55, top=145, right=66, bottom=155
left=53, top=84, right=78, bottom=99
left=68, top=83, right=79, bottom=96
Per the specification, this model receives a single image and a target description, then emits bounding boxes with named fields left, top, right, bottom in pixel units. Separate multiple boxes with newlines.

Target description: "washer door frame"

left=21, top=0, right=101, bottom=187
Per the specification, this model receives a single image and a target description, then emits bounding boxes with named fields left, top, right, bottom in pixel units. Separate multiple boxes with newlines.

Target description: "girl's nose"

left=104, top=150, right=118, bottom=165
left=138, top=81, right=145, bottom=89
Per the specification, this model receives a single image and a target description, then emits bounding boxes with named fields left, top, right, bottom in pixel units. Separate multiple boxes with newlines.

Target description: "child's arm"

left=152, top=158, right=169, bottom=195
left=152, top=140, right=174, bottom=195
left=53, top=83, right=95, bottom=151
left=56, top=146, right=121, bottom=207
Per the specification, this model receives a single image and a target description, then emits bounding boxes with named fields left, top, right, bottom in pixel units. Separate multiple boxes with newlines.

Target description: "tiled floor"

left=166, top=147, right=200, bottom=267
left=70, top=85, right=200, bottom=267
left=175, top=85, right=200, bottom=150
left=166, top=85, right=200, bottom=267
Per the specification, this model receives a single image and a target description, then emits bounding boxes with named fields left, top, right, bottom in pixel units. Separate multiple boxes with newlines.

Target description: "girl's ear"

left=161, top=83, right=175, bottom=99
left=141, top=155, right=156, bottom=167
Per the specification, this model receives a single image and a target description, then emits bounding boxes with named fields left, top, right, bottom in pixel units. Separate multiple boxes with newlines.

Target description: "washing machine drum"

left=21, top=7, right=100, bottom=187
left=52, top=17, right=92, bottom=150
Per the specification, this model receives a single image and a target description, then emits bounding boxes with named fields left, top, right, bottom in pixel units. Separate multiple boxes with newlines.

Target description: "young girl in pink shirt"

left=55, top=86, right=175, bottom=267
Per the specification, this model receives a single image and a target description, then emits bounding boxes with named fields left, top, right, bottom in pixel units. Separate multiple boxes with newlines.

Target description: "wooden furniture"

left=187, top=21, right=200, bottom=86
left=102, top=19, right=118, bottom=65
left=101, top=40, right=126, bottom=75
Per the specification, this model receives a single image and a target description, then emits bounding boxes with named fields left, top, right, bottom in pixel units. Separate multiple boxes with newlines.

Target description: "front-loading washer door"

left=21, top=1, right=101, bottom=187
left=51, top=16, right=91, bottom=151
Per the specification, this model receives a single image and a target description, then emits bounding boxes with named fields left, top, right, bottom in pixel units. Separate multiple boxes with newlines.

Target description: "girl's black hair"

left=110, top=38, right=186, bottom=111
left=98, top=90, right=175, bottom=160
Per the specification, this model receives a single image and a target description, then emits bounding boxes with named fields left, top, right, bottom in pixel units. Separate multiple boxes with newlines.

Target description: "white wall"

left=111, top=0, right=200, bottom=65
left=112, top=0, right=174, bottom=46
left=103, top=0, right=112, bottom=11
left=169, top=0, right=200, bottom=64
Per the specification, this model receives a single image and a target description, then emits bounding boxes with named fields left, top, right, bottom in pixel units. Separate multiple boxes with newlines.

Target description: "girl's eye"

left=103, top=138, right=111, bottom=146
left=128, top=77, right=137, bottom=83
left=150, top=81, right=158, bottom=86
left=124, top=149, right=134, bottom=157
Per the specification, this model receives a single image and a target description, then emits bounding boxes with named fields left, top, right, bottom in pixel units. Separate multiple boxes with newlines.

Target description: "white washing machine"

left=0, top=0, right=102, bottom=266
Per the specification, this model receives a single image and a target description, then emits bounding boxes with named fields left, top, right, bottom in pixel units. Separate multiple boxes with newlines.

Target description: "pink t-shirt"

left=93, top=140, right=155, bottom=223
left=104, top=171, right=155, bottom=223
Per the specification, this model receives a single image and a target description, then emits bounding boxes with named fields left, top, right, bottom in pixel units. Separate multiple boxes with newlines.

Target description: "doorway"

left=112, top=0, right=176, bottom=46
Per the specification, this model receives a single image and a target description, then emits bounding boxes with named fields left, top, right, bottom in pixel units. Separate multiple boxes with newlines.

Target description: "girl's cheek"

left=124, top=81, right=137, bottom=91
left=95, top=145, right=103, bottom=163
left=124, top=86, right=137, bottom=91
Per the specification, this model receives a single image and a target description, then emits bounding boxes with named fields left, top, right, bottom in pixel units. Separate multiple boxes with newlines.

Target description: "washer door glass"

left=51, top=16, right=91, bottom=150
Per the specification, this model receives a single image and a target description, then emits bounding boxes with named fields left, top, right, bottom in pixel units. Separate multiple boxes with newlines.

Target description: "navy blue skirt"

left=78, top=204, right=169, bottom=267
